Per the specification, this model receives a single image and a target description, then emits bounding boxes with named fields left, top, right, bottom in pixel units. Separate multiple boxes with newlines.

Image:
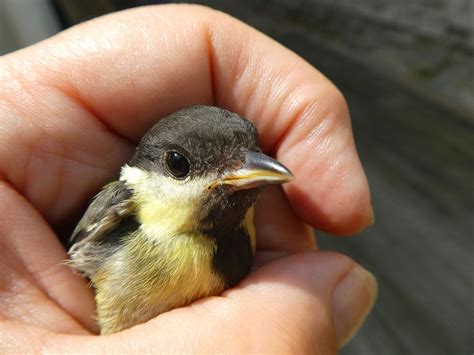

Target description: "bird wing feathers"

left=67, top=180, right=135, bottom=277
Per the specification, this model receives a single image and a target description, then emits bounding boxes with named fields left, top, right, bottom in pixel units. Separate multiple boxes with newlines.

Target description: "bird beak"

left=218, top=150, right=294, bottom=190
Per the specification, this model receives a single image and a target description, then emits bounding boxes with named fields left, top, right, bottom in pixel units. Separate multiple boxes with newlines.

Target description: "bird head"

left=120, top=106, right=293, bottom=235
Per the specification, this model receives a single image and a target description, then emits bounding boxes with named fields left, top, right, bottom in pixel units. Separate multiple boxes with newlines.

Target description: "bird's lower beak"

left=218, top=150, right=294, bottom=190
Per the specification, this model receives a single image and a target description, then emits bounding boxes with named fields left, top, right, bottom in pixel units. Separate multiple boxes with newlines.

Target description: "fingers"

left=209, top=12, right=373, bottom=234
left=0, top=4, right=372, bottom=234
left=221, top=252, right=377, bottom=351
left=0, top=182, right=96, bottom=333
left=254, top=186, right=316, bottom=253
left=43, top=252, right=377, bottom=353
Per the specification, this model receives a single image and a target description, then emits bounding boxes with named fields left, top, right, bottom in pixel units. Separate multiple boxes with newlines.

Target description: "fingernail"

left=331, top=265, right=378, bottom=347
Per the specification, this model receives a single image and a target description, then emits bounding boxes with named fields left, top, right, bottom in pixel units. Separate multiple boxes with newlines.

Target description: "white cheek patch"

left=121, top=165, right=212, bottom=200
left=120, top=165, right=147, bottom=186
left=120, top=165, right=215, bottom=238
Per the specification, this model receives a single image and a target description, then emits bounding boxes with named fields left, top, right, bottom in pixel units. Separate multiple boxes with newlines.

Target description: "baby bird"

left=68, top=106, right=293, bottom=334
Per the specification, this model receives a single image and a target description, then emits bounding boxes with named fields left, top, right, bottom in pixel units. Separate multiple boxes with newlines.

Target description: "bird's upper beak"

left=217, top=150, right=294, bottom=190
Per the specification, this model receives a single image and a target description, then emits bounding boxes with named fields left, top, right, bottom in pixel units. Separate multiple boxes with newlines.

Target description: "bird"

left=67, top=105, right=293, bottom=335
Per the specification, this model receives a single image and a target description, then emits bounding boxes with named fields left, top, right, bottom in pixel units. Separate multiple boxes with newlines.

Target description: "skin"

left=0, top=5, right=377, bottom=354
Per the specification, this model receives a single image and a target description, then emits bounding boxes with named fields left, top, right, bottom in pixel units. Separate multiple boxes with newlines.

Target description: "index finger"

left=0, top=4, right=372, bottom=234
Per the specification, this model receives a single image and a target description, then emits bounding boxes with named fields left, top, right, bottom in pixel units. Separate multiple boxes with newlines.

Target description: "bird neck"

left=207, top=209, right=255, bottom=287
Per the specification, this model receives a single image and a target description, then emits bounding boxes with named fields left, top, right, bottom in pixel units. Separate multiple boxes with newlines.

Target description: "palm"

left=0, top=5, right=375, bottom=353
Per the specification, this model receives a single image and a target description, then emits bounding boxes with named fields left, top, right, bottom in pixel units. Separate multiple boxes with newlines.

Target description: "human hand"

left=0, top=5, right=376, bottom=353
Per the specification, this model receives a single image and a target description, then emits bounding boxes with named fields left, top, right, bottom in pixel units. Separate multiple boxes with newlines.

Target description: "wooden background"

left=38, top=0, right=474, bottom=353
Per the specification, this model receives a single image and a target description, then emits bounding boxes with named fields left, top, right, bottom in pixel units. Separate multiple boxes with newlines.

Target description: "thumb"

left=222, top=251, right=378, bottom=353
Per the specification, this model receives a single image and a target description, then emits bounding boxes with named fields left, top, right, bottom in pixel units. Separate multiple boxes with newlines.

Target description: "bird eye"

left=166, top=151, right=190, bottom=178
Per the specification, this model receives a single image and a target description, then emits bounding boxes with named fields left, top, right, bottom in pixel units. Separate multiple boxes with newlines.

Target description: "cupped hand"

left=0, top=5, right=376, bottom=353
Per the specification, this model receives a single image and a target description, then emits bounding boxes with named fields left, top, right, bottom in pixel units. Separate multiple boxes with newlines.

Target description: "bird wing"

left=67, top=180, right=135, bottom=276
